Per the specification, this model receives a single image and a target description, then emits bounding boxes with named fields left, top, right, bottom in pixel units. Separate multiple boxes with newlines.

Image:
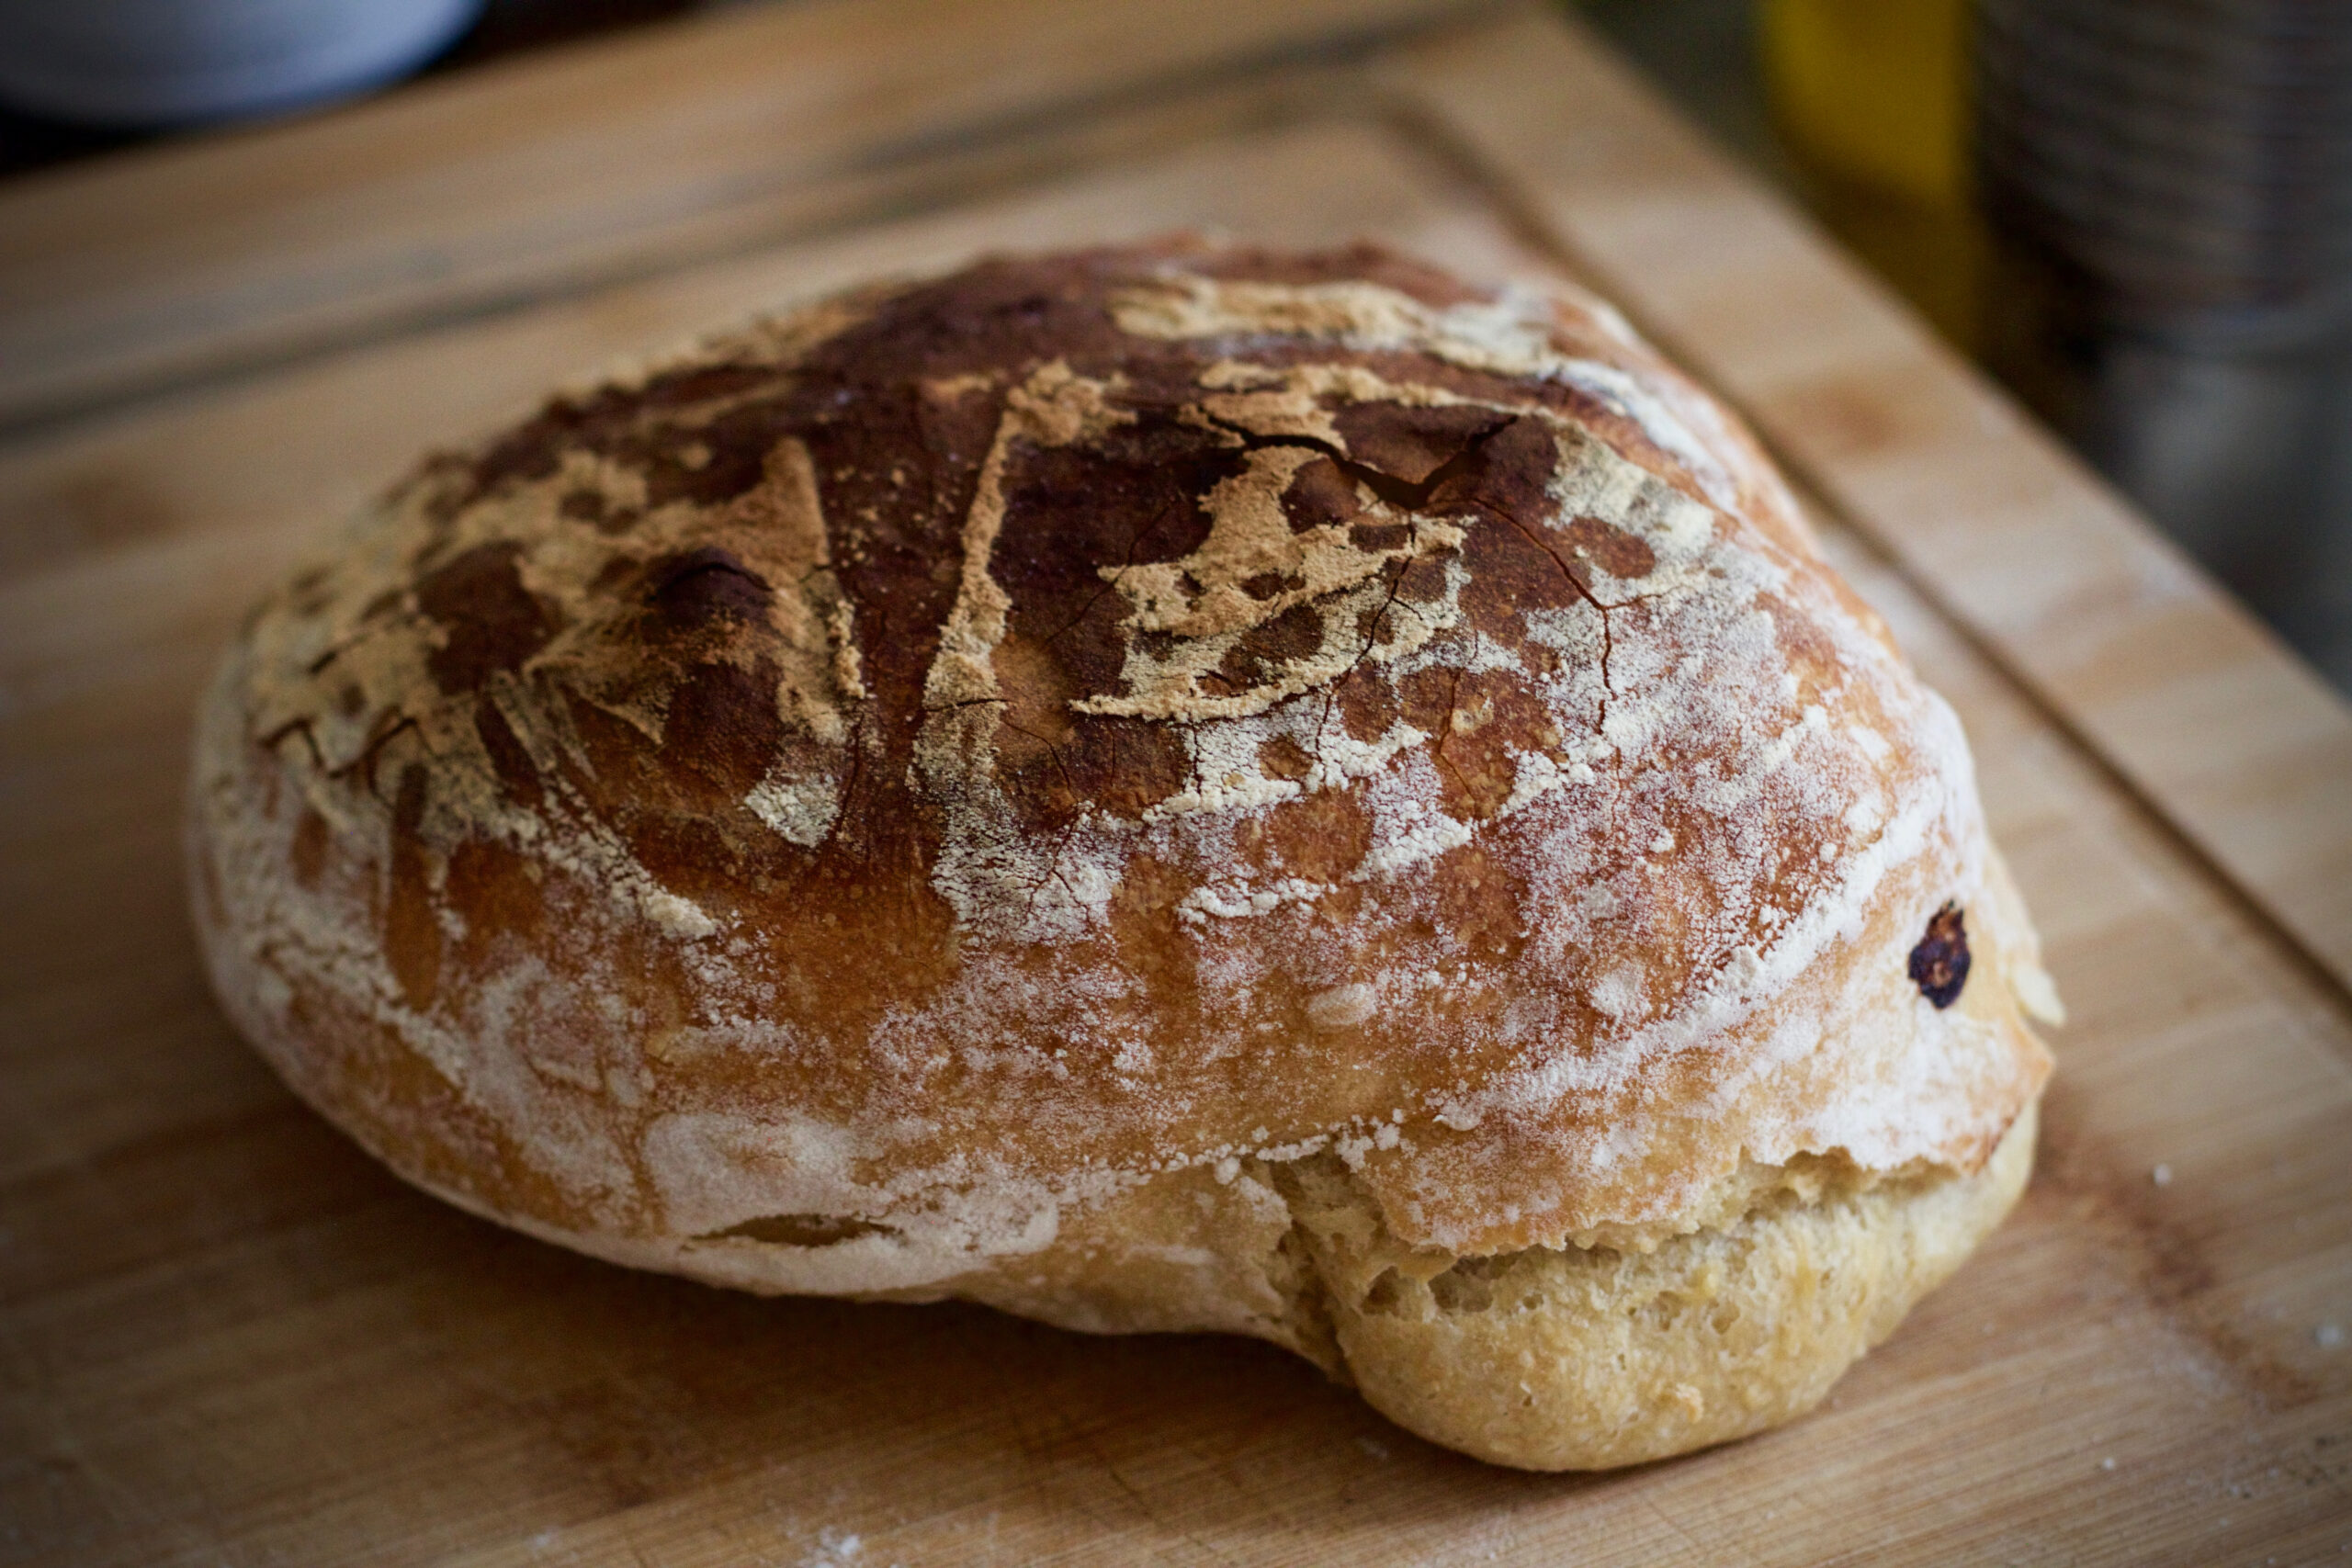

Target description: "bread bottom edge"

left=1283, top=1100, right=2040, bottom=1471
left=367, top=1093, right=2037, bottom=1474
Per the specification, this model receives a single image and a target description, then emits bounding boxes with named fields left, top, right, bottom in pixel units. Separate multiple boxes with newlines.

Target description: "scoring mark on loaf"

left=914, top=362, right=1138, bottom=942
left=242, top=400, right=870, bottom=951
left=700, top=1213, right=899, bottom=1247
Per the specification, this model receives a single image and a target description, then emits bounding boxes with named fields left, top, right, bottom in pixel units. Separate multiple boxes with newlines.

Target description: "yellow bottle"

left=1758, top=0, right=1982, bottom=348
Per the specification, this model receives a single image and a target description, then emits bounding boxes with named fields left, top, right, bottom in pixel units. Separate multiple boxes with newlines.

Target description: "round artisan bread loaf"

left=188, top=240, right=2058, bottom=1470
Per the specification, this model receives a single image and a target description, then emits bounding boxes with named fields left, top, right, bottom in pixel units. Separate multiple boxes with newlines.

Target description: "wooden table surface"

left=4, top=2, right=2349, bottom=1562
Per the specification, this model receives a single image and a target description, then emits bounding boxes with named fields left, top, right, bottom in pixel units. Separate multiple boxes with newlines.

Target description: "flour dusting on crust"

left=190, top=241, right=2053, bottom=1291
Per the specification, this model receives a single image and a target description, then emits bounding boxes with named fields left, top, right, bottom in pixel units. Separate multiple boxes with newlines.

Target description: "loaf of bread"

left=188, top=241, right=2057, bottom=1469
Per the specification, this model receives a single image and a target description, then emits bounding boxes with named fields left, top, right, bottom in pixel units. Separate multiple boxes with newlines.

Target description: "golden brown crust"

left=190, top=242, right=2052, bottom=1464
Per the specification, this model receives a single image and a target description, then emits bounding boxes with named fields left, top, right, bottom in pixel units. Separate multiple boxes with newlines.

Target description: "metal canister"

left=1974, top=0, right=2352, bottom=690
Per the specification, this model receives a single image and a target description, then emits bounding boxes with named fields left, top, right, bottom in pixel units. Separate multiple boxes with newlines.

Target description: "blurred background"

left=3, top=0, right=2347, bottom=696
left=1583, top=0, right=2352, bottom=700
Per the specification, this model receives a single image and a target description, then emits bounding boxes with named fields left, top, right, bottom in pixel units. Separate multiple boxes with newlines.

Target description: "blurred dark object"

left=1576, top=0, right=1792, bottom=180
left=434, top=0, right=702, bottom=71
left=1975, top=0, right=2352, bottom=692
left=0, top=0, right=704, bottom=180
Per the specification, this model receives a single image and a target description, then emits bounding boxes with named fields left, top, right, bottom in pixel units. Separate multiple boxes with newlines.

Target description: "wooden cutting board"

left=4, top=2, right=2349, bottom=1562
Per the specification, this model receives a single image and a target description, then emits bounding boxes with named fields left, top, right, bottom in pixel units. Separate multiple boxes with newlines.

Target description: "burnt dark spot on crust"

left=660, top=659, right=785, bottom=806
left=1349, top=522, right=1411, bottom=552
left=415, top=543, right=560, bottom=694
left=669, top=400, right=800, bottom=507
left=1282, top=456, right=1363, bottom=533
left=649, top=547, right=773, bottom=629
left=1333, top=402, right=1511, bottom=486
left=1241, top=570, right=1304, bottom=600
left=1245, top=785, right=1374, bottom=886
left=1561, top=514, right=1657, bottom=583
left=1217, top=600, right=1327, bottom=689
left=559, top=487, right=644, bottom=536
left=560, top=690, right=657, bottom=800
left=1909, top=902, right=1971, bottom=1009
left=639, top=362, right=779, bottom=411
left=1080, top=716, right=1191, bottom=819
left=461, top=365, right=775, bottom=491
left=794, top=254, right=1132, bottom=392
left=1336, top=665, right=1400, bottom=743
left=1393, top=553, right=1451, bottom=605
left=997, top=430, right=1232, bottom=629
left=1195, top=669, right=1243, bottom=699
left=1457, top=525, right=1566, bottom=645
left=426, top=368, right=797, bottom=527
left=987, top=424, right=1246, bottom=747
left=435, top=404, right=586, bottom=518
left=625, top=810, right=750, bottom=913
left=1258, top=734, right=1314, bottom=781
left=1428, top=416, right=1559, bottom=536
left=1316, top=351, right=1721, bottom=535
left=1396, top=666, right=1458, bottom=736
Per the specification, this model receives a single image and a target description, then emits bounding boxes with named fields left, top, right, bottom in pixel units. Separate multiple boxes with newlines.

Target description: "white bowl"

left=0, top=0, right=486, bottom=127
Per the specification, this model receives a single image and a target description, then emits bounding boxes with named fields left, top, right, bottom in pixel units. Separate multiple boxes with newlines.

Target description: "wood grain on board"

left=0, top=0, right=1486, bottom=431
left=3, top=5, right=2347, bottom=1564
